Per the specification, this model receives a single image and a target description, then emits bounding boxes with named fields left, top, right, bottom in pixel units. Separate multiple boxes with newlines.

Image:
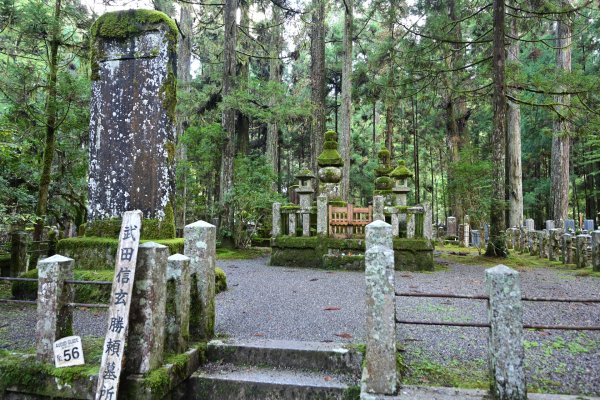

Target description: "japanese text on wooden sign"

left=95, top=210, right=142, bottom=400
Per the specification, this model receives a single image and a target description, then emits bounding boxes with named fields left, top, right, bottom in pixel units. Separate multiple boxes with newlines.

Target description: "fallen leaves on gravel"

left=324, top=375, right=332, bottom=381
left=324, top=306, right=341, bottom=311
left=335, top=332, right=353, bottom=339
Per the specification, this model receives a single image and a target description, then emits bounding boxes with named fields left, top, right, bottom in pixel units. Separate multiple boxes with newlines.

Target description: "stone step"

left=206, top=338, right=362, bottom=375
left=186, top=363, right=360, bottom=400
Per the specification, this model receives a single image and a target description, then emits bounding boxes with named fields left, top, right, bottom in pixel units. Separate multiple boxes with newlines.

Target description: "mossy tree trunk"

left=310, top=0, right=326, bottom=176
left=339, top=0, right=352, bottom=201
left=267, top=4, right=283, bottom=192
left=235, top=0, right=250, bottom=155
left=485, top=0, right=507, bottom=257
left=34, top=0, right=62, bottom=242
left=550, top=0, right=572, bottom=224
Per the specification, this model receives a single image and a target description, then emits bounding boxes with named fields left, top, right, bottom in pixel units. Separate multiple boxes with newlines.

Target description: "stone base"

left=269, top=236, right=434, bottom=271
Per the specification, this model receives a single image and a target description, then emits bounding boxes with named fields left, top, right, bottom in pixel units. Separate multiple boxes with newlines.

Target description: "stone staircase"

left=184, top=338, right=363, bottom=399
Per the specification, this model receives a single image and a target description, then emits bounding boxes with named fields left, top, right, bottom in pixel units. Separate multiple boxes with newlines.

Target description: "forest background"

left=0, top=0, right=599, bottom=250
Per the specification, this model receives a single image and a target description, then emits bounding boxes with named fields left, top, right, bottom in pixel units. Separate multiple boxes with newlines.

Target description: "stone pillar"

left=471, top=230, right=481, bottom=248
left=88, top=10, right=178, bottom=220
left=545, top=220, right=555, bottom=230
left=288, top=212, right=297, bottom=236
left=272, top=202, right=281, bottom=237
left=529, top=231, right=537, bottom=256
left=562, top=234, right=572, bottom=264
left=592, top=231, right=600, bottom=272
left=10, top=231, right=29, bottom=277
left=35, top=255, right=74, bottom=363
left=485, top=265, right=526, bottom=400
left=447, top=216, right=457, bottom=237
left=463, top=223, right=470, bottom=247
left=484, top=223, right=490, bottom=243
left=363, top=221, right=396, bottom=396
left=575, top=234, right=591, bottom=269
left=407, top=214, right=415, bottom=239
left=317, top=195, right=328, bottom=236
left=584, top=219, right=595, bottom=232
left=165, top=253, right=191, bottom=354
left=184, top=220, right=216, bottom=340
left=373, top=195, right=385, bottom=221
left=125, top=242, right=168, bottom=374
left=538, top=231, right=548, bottom=259
left=423, top=202, right=433, bottom=240
left=548, top=229, right=560, bottom=262
left=391, top=212, right=399, bottom=237
left=524, top=218, right=535, bottom=231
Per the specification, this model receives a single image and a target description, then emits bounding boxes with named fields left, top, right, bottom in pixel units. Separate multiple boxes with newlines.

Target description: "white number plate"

left=53, top=336, right=85, bottom=368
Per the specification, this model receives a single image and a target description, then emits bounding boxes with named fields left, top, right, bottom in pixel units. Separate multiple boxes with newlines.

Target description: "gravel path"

left=1, top=255, right=599, bottom=396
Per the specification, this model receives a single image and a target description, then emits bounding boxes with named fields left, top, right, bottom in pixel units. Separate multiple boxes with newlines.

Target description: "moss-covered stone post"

left=88, top=10, right=177, bottom=222
left=548, top=228, right=561, bottom=261
left=373, top=148, right=394, bottom=205
left=486, top=264, right=526, bottom=400
left=272, top=202, right=281, bottom=237
left=531, top=231, right=539, bottom=256
left=165, top=253, right=191, bottom=354
left=295, top=170, right=315, bottom=237
left=562, top=233, right=572, bottom=264
left=592, top=231, right=600, bottom=272
left=363, top=220, right=396, bottom=396
left=538, top=231, right=547, bottom=259
left=317, top=130, right=343, bottom=201
left=35, top=255, right=74, bottom=363
left=184, top=220, right=216, bottom=340
left=575, top=234, right=591, bottom=269
left=125, top=242, right=168, bottom=374
left=406, top=213, right=415, bottom=239
left=288, top=212, right=297, bottom=237
left=373, top=195, right=384, bottom=221
left=391, top=212, right=399, bottom=237
left=317, top=195, right=328, bottom=236
left=10, top=231, right=29, bottom=277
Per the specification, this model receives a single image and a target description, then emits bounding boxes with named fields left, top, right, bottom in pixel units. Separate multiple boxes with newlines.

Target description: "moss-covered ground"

left=216, top=247, right=270, bottom=260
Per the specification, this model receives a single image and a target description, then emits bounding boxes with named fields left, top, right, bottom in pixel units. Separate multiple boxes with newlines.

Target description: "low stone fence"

left=0, top=232, right=57, bottom=277
left=0, top=219, right=217, bottom=400
left=361, top=220, right=600, bottom=399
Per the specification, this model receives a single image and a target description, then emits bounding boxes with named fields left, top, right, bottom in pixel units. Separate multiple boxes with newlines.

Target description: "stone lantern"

left=390, top=160, right=413, bottom=207
left=295, top=169, right=315, bottom=236
left=374, top=147, right=394, bottom=205
left=317, top=130, right=343, bottom=201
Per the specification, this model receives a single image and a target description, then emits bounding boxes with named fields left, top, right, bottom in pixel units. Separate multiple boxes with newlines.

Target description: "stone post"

left=463, top=223, right=470, bottom=247
left=391, top=212, right=399, bottom=237
left=35, top=255, right=74, bottom=363
left=575, top=234, right=591, bottom=269
left=88, top=10, right=178, bottom=220
left=524, top=218, right=535, bottom=231
left=406, top=213, right=415, bottom=239
left=165, top=253, right=191, bottom=354
left=592, top=231, right=600, bottom=272
left=10, top=231, right=29, bottom=277
left=545, top=220, right=555, bottom=230
left=288, top=212, right=297, bottom=236
left=272, top=202, right=281, bottom=237
left=184, top=220, right=216, bottom=340
left=471, top=230, right=481, bottom=248
left=538, top=231, right=548, bottom=259
left=446, top=216, right=457, bottom=238
left=485, top=265, right=526, bottom=400
left=548, top=229, right=560, bottom=262
left=562, top=234, right=572, bottom=264
left=373, top=195, right=385, bottom=221
left=584, top=219, right=595, bottom=232
left=363, top=221, right=396, bottom=396
left=564, top=219, right=575, bottom=233
left=317, top=195, right=328, bottom=236
left=423, top=202, right=433, bottom=240
left=125, top=242, right=168, bottom=374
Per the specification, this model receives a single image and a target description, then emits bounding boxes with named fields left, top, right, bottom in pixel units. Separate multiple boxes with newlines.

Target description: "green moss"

left=342, top=385, right=361, bottom=400
left=390, top=160, right=413, bottom=179
left=165, top=140, right=176, bottom=164
left=83, top=214, right=176, bottom=240
left=395, top=206, right=409, bottom=213
left=216, top=247, right=270, bottom=260
left=215, top=267, right=227, bottom=293
left=322, top=254, right=364, bottom=270
left=375, top=176, right=394, bottom=190
left=324, top=130, right=338, bottom=141
left=317, top=149, right=343, bottom=167
left=143, top=366, right=170, bottom=394
left=160, top=65, right=177, bottom=122
left=328, top=200, right=347, bottom=207
left=281, top=205, right=300, bottom=211
left=373, top=189, right=393, bottom=196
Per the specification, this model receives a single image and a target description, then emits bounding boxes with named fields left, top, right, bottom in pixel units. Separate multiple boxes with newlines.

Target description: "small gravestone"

left=484, top=223, right=490, bottom=242
left=545, top=220, right=555, bottom=230
left=524, top=219, right=535, bottom=231
left=446, top=217, right=457, bottom=237
left=584, top=219, right=595, bottom=232
left=564, top=219, right=575, bottom=233
left=471, top=230, right=481, bottom=248
left=88, top=10, right=178, bottom=221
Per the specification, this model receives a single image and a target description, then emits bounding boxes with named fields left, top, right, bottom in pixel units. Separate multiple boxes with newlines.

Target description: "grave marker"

left=95, top=211, right=142, bottom=400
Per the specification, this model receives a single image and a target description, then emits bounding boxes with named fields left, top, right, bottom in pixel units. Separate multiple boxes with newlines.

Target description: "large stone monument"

left=317, top=130, right=343, bottom=201
left=373, top=147, right=394, bottom=205
left=88, top=10, right=178, bottom=222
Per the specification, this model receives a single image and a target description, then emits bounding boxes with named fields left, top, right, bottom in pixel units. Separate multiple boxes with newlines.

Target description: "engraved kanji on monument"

left=95, top=211, right=142, bottom=400
left=88, top=10, right=177, bottom=221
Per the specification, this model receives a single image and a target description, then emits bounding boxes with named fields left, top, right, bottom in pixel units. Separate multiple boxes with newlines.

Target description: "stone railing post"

left=363, top=220, right=396, bottom=397
left=288, top=212, right=297, bottom=236
left=125, top=242, right=168, bottom=374
left=463, top=223, right=470, bottom=247
left=545, top=220, right=555, bottom=230
left=36, top=255, right=74, bottom=363
left=524, top=218, right=534, bottom=231
left=548, top=229, right=560, bottom=262
left=406, top=213, right=415, bottom=239
left=10, top=231, right=29, bottom=277
left=591, top=231, right=600, bottom=272
left=373, top=195, right=385, bottom=221
left=317, top=195, right=328, bottom=236
left=447, top=216, right=457, bottom=238
left=486, top=265, right=526, bottom=400
left=575, top=234, right=591, bottom=269
left=423, top=202, right=433, bottom=240
left=562, top=233, right=572, bottom=264
left=184, top=220, right=216, bottom=340
left=165, top=253, right=191, bottom=354
left=391, top=211, right=400, bottom=237
left=272, top=202, right=281, bottom=237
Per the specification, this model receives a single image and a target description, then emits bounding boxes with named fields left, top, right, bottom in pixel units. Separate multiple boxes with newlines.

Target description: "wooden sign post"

left=95, top=211, right=142, bottom=400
